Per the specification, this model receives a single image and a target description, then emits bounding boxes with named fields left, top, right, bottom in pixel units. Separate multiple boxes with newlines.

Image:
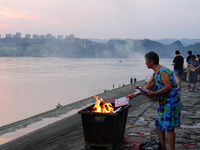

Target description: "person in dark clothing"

left=130, top=77, right=133, bottom=84
left=172, top=50, right=184, bottom=90
left=186, top=51, right=192, bottom=81
left=187, top=55, right=199, bottom=90
left=197, top=54, right=200, bottom=81
left=134, top=77, right=137, bottom=84
left=186, top=51, right=192, bottom=63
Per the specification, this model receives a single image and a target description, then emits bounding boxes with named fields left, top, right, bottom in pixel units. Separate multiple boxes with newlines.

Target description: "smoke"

left=113, top=39, right=146, bottom=58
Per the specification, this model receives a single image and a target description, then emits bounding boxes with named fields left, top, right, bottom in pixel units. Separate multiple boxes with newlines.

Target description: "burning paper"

left=93, top=95, right=114, bottom=113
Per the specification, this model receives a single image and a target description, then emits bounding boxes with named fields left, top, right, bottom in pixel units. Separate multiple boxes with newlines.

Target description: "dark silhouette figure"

left=134, top=77, right=137, bottom=84
left=130, top=77, right=133, bottom=84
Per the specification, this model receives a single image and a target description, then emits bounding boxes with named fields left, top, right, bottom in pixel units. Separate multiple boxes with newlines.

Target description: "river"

left=0, top=57, right=173, bottom=127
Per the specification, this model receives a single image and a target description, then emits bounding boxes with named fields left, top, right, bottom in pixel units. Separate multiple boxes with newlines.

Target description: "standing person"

left=134, top=77, right=137, bottom=84
left=130, top=77, right=133, bottom=84
left=186, top=50, right=192, bottom=63
left=127, top=51, right=181, bottom=150
left=187, top=55, right=199, bottom=90
left=186, top=51, right=192, bottom=81
left=172, top=50, right=184, bottom=90
left=197, top=54, right=200, bottom=81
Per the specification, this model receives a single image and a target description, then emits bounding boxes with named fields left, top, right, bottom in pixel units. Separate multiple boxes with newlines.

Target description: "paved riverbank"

left=124, top=81, right=200, bottom=150
left=0, top=80, right=200, bottom=150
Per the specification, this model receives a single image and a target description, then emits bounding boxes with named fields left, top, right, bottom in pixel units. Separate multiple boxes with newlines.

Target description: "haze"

left=1, top=0, right=200, bottom=39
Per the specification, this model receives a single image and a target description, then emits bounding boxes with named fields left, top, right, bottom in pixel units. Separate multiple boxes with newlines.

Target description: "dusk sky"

left=0, top=0, right=200, bottom=39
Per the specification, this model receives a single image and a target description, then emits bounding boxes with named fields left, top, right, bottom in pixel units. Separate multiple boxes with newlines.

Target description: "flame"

left=92, top=95, right=114, bottom=113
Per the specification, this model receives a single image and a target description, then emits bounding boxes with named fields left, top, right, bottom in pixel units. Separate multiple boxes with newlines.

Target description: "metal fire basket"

left=78, top=103, right=131, bottom=150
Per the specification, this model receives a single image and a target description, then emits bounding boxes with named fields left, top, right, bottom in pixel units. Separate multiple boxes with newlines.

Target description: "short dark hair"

left=145, top=51, right=159, bottom=65
left=191, top=55, right=196, bottom=59
left=197, top=54, right=200, bottom=57
left=175, top=50, right=180, bottom=54
left=188, top=50, right=192, bottom=54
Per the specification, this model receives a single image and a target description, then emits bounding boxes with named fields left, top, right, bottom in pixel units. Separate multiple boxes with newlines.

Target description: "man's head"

left=175, top=50, right=180, bottom=55
left=196, top=54, right=200, bottom=59
left=188, top=50, right=192, bottom=55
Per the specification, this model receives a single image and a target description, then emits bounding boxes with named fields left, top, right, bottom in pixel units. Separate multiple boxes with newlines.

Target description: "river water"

left=0, top=57, right=173, bottom=127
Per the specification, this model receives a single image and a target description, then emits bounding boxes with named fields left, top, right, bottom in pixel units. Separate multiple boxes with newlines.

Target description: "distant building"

left=81, top=39, right=86, bottom=48
left=6, top=34, right=12, bottom=38
left=69, top=34, right=74, bottom=38
left=65, top=35, right=70, bottom=39
left=15, top=32, right=22, bottom=38
left=64, top=34, right=75, bottom=42
left=25, top=34, right=31, bottom=39
left=33, top=34, right=39, bottom=39
left=57, top=35, right=64, bottom=40
left=39, top=35, right=45, bottom=39
left=46, top=33, right=53, bottom=39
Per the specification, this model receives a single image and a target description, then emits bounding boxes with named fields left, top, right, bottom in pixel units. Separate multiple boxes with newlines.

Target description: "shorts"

left=174, top=69, right=183, bottom=77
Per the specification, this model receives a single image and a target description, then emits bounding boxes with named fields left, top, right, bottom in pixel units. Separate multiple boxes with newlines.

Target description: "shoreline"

left=0, top=80, right=145, bottom=145
left=0, top=95, right=94, bottom=135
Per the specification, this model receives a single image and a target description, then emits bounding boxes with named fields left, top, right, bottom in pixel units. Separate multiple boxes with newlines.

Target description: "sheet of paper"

left=113, top=107, right=122, bottom=113
left=138, top=86, right=150, bottom=93
left=188, top=65, right=196, bottom=71
left=134, top=89, right=143, bottom=95
left=115, top=97, right=129, bottom=107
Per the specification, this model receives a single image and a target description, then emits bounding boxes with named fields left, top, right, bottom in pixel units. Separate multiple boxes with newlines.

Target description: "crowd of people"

left=172, top=50, right=200, bottom=91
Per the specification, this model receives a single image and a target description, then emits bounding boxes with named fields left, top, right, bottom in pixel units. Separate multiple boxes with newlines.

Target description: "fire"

left=93, top=95, right=114, bottom=113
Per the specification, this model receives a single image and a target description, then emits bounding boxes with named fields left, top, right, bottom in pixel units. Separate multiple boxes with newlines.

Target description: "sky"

left=0, top=0, right=200, bottom=39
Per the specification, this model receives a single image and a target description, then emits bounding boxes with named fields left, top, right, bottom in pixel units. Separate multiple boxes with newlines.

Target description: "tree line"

left=0, top=37, right=199, bottom=58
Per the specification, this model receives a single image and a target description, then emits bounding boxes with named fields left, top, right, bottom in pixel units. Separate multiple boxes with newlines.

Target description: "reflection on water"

left=0, top=57, right=173, bottom=127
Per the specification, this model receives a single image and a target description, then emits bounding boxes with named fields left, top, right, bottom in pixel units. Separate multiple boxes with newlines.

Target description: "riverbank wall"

left=0, top=80, right=145, bottom=146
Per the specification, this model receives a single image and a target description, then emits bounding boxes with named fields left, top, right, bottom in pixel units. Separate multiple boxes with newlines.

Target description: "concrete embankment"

left=0, top=80, right=146, bottom=150
left=0, top=80, right=143, bottom=138
left=1, top=80, right=200, bottom=150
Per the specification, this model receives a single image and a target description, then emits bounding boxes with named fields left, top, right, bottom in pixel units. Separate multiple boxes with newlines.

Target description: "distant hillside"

left=0, top=37, right=199, bottom=58
left=155, top=38, right=200, bottom=46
